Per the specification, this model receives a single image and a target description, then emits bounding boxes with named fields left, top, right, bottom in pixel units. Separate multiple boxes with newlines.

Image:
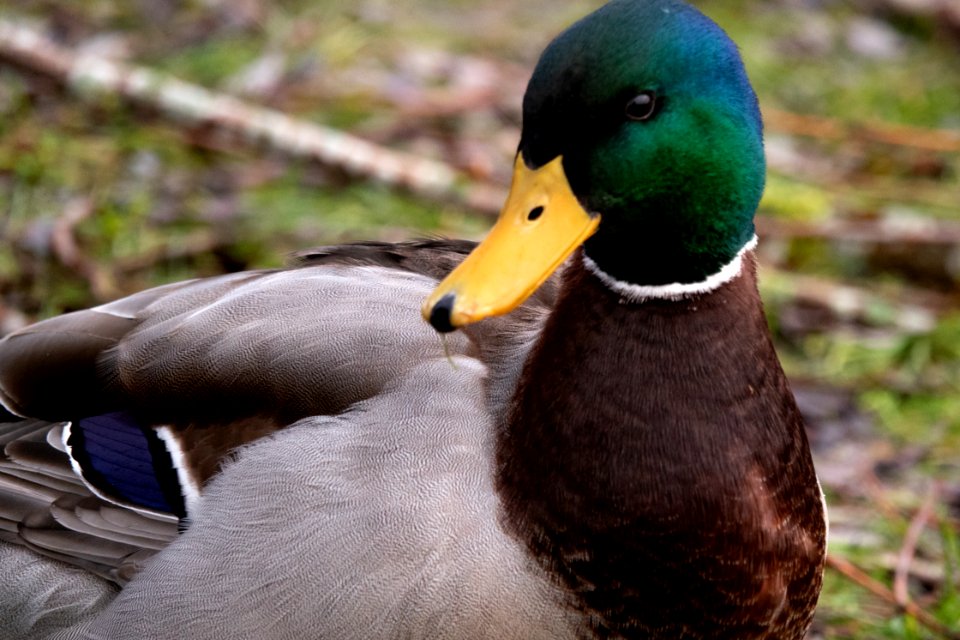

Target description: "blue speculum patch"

left=71, top=412, right=183, bottom=516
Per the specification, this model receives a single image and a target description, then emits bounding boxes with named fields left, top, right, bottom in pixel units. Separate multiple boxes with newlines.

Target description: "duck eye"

left=625, top=91, right=658, bottom=121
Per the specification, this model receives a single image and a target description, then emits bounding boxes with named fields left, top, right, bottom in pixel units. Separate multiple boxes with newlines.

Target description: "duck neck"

left=495, top=250, right=825, bottom=637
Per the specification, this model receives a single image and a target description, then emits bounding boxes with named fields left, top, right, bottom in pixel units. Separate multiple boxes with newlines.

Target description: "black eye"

left=625, top=91, right=658, bottom=121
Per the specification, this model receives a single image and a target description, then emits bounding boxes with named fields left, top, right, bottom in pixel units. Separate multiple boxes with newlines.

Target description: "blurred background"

left=0, top=0, right=958, bottom=637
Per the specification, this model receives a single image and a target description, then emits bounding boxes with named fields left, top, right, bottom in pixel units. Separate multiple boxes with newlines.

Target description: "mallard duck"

left=0, top=0, right=827, bottom=638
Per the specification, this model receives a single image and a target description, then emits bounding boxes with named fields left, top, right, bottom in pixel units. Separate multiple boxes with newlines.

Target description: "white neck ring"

left=582, top=234, right=758, bottom=302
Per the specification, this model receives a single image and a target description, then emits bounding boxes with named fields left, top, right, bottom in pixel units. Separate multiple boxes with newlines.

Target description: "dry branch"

left=50, top=197, right=118, bottom=301
left=893, top=483, right=940, bottom=606
left=827, top=554, right=960, bottom=639
left=757, top=216, right=960, bottom=247
left=764, top=107, right=960, bottom=154
left=50, top=197, right=95, bottom=273
left=0, top=19, right=464, bottom=201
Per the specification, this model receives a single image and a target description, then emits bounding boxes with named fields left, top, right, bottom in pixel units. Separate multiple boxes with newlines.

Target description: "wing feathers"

left=0, top=242, right=558, bottom=603
left=0, top=420, right=178, bottom=584
left=0, top=313, right=136, bottom=419
left=49, top=496, right=174, bottom=550
left=6, top=440, right=83, bottom=482
left=19, top=500, right=165, bottom=583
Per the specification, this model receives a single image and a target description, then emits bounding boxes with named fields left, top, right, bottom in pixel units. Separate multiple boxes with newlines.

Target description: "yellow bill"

left=423, top=154, right=600, bottom=332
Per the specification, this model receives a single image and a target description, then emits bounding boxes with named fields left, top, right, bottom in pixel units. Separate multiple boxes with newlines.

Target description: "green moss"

left=861, top=391, right=960, bottom=451
left=153, top=36, right=264, bottom=87
left=241, top=168, right=486, bottom=250
left=760, top=174, right=833, bottom=220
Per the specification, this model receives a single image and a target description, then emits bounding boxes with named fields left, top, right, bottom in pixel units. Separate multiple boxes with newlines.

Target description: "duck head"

left=424, top=0, right=765, bottom=332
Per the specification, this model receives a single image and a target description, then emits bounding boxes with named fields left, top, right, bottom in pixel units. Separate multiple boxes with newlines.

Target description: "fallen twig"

left=50, top=197, right=117, bottom=301
left=764, top=107, right=960, bottom=154
left=826, top=553, right=960, bottom=639
left=0, top=19, right=464, bottom=202
left=50, top=197, right=95, bottom=273
left=893, top=482, right=940, bottom=605
left=757, top=216, right=960, bottom=247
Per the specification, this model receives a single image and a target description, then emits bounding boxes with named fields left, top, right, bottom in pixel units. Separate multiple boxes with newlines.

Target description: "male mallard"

left=0, top=0, right=826, bottom=638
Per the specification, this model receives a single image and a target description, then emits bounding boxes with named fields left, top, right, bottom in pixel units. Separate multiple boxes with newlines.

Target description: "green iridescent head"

left=425, top=0, right=765, bottom=331
left=521, top=0, right=764, bottom=286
